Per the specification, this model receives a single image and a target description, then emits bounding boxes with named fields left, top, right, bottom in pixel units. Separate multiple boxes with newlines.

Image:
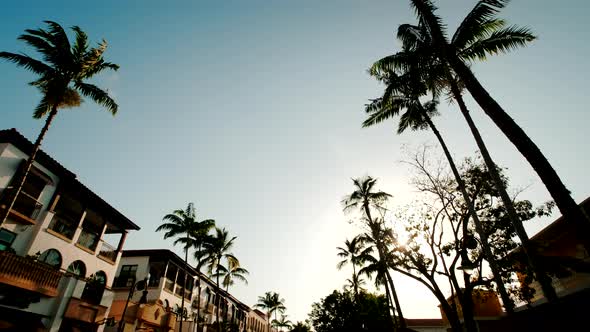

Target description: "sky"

left=1, top=0, right=589, bottom=323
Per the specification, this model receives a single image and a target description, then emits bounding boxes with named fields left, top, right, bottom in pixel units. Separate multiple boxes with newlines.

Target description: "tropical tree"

left=289, top=321, right=312, bottom=332
left=255, top=292, right=286, bottom=332
left=342, top=177, right=405, bottom=329
left=363, top=70, right=514, bottom=311
left=157, top=203, right=215, bottom=332
left=197, top=227, right=239, bottom=332
left=336, top=236, right=371, bottom=302
left=0, top=21, right=119, bottom=227
left=272, top=314, right=293, bottom=332
left=219, top=259, right=249, bottom=293
left=404, top=0, right=590, bottom=259
left=371, top=0, right=559, bottom=303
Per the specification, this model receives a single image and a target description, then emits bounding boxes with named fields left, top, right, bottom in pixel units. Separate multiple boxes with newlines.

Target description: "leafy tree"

left=342, top=177, right=405, bottom=328
left=389, top=151, right=553, bottom=331
left=217, top=259, right=249, bottom=292
left=255, top=292, right=286, bottom=332
left=289, top=321, right=312, bottom=332
left=196, top=227, right=238, bottom=332
left=308, top=290, right=390, bottom=332
left=404, top=0, right=590, bottom=259
left=0, top=21, right=118, bottom=227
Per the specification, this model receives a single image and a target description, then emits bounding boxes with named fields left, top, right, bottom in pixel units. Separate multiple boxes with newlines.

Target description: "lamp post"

left=117, top=275, right=149, bottom=332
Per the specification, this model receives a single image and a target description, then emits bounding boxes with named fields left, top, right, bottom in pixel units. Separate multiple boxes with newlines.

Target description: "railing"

left=47, top=214, right=78, bottom=240
left=0, top=251, right=62, bottom=296
left=98, top=241, right=117, bottom=263
left=10, top=190, right=43, bottom=222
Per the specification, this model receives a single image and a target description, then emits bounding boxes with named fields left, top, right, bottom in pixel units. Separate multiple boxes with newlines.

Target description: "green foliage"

left=0, top=21, right=119, bottom=117
left=290, top=321, right=312, bottom=332
left=308, top=290, right=391, bottom=332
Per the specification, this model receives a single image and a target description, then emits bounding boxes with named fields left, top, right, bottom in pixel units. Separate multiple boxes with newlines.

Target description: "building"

left=516, top=196, right=590, bottom=304
left=0, top=128, right=140, bottom=331
left=108, top=249, right=257, bottom=332
left=404, top=319, right=446, bottom=332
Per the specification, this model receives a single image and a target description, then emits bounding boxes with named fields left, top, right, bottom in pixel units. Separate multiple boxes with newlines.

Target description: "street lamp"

left=118, top=275, right=150, bottom=332
left=456, top=234, right=482, bottom=275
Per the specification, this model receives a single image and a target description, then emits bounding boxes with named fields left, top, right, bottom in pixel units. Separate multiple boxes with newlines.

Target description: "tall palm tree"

left=362, top=71, right=514, bottom=311
left=406, top=0, right=590, bottom=256
left=157, top=203, right=215, bottom=332
left=341, top=177, right=405, bottom=329
left=255, top=292, right=286, bottom=332
left=371, top=1, right=557, bottom=303
left=0, top=21, right=119, bottom=227
left=197, top=227, right=238, bottom=332
left=336, top=236, right=371, bottom=302
left=272, top=314, right=292, bottom=332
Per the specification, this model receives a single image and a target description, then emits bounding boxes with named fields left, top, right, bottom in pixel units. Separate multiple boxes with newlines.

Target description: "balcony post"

left=116, top=231, right=128, bottom=253
left=71, top=210, right=87, bottom=244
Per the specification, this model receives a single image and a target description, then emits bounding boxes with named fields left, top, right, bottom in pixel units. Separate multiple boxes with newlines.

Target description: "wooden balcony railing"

left=0, top=251, right=63, bottom=296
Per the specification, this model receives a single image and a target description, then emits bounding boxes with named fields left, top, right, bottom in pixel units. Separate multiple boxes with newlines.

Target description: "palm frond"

left=452, top=0, right=510, bottom=48
left=74, top=81, right=118, bottom=114
left=459, top=25, right=536, bottom=61
left=409, top=0, right=448, bottom=39
left=0, top=52, right=54, bottom=76
left=32, top=95, right=52, bottom=119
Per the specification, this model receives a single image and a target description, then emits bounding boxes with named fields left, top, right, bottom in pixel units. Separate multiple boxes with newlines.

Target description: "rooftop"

left=0, top=128, right=140, bottom=231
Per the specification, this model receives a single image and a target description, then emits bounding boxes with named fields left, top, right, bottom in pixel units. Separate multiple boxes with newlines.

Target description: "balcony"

left=8, top=191, right=43, bottom=225
left=0, top=251, right=62, bottom=296
left=63, top=296, right=109, bottom=323
left=204, top=303, right=215, bottom=314
left=98, top=241, right=117, bottom=264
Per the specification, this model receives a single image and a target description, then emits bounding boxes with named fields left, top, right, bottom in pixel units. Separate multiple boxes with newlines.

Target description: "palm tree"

left=272, top=314, right=293, bottom=332
left=289, top=321, right=311, bottom=332
left=336, top=236, right=371, bottom=302
left=219, top=259, right=249, bottom=293
left=255, top=292, right=286, bottom=332
left=197, top=227, right=238, bottom=332
left=344, top=272, right=367, bottom=295
left=406, top=0, right=590, bottom=256
left=363, top=70, right=514, bottom=311
left=156, top=203, right=215, bottom=332
left=371, top=0, right=557, bottom=303
left=0, top=21, right=119, bottom=227
left=342, top=177, right=405, bottom=329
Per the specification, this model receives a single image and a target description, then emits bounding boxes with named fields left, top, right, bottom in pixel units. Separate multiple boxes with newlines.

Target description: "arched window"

left=38, top=249, right=62, bottom=269
left=81, top=270, right=107, bottom=305
left=66, top=260, right=86, bottom=278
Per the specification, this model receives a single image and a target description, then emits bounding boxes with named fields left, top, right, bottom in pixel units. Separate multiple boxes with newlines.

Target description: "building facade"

left=108, top=249, right=255, bottom=332
left=0, top=128, right=140, bottom=331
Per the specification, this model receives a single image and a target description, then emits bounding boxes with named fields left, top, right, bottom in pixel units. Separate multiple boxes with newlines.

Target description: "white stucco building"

left=0, top=128, right=140, bottom=331
left=108, top=249, right=270, bottom=332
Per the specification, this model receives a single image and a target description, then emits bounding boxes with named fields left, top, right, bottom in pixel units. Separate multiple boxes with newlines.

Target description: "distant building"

left=404, top=318, right=446, bottom=332
left=108, top=249, right=268, bottom=332
left=0, top=128, right=140, bottom=331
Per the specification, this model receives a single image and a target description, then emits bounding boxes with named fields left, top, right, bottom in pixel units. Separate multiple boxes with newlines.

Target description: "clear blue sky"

left=2, top=0, right=589, bottom=322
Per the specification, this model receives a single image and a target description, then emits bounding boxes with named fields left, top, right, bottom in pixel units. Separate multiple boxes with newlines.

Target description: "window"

left=82, top=271, right=107, bottom=305
left=49, top=193, right=83, bottom=239
left=114, top=264, right=137, bottom=288
left=165, top=263, right=178, bottom=291
left=0, top=228, right=16, bottom=251
left=11, top=169, right=48, bottom=220
left=175, top=270, right=186, bottom=297
left=148, top=261, right=165, bottom=287
left=38, top=248, right=62, bottom=269
left=76, top=210, right=104, bottom=251
left=66, top=260, right=87, bottom=278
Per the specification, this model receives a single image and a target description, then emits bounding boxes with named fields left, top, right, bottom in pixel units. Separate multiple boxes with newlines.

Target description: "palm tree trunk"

left=179, top=246, right=188, bottom=332
left=382, top=272, right=398, bottom=329
left=363, top=205, right=406, bottom=328
left=196, top=278, right=201, bottom=332
left=216, top=263, right=221, bottom=332
left=421, top=108, right=515, bottom=312
left=410, top=0, right=590, bottom=256
left=448, top=81, right=558, bottom=303
left=0, top=106, right=58, bottom=226
left=384, top=270, right=405, bottom=329
left=352, top=264, right=359, bottom=304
